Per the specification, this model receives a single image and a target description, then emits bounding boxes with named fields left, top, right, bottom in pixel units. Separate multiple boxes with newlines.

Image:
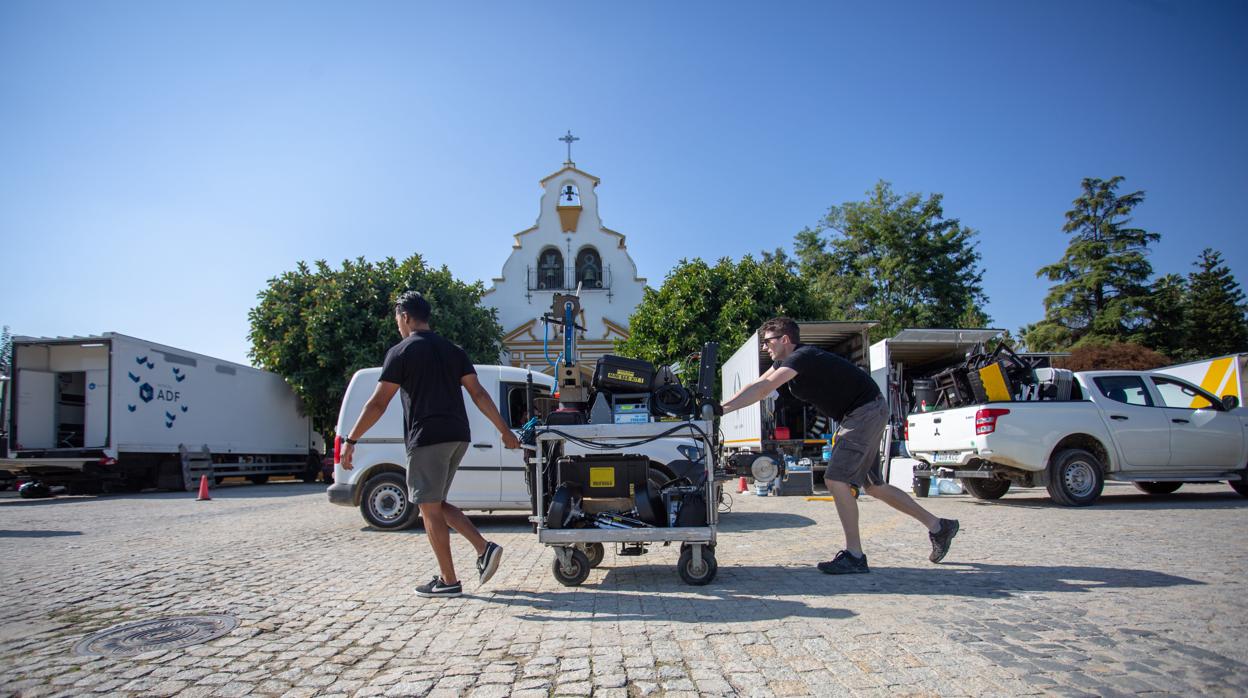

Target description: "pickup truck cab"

left=905, top=370, right=1248, bottom=506
left=327, top=365, right=696, bottom=529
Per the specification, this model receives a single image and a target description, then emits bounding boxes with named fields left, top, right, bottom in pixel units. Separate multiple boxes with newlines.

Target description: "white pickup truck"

left=327, top=365, right=701, bottom=529
left=905, top=370, right=1248, bottom=506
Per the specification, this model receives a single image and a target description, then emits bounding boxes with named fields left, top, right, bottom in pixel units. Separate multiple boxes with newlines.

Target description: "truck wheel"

left=1229, top=470, right=1248, bottom=497
left=913, top=477, right=931, bottom=497
left=301, top=456, right=321, bottom=483
left=552, top=548, right=591, bottom=586
left=247, top=475, right=270, bottom=485
left=1134, top=481, right=1182, bottom=495
left=1046, top=449, right=1104, bottom=506
left=360, top=472, right=419, bottom=530
left=677, top=545, right=717, bottom=586
left=963, top=478, right=1011, bottom=500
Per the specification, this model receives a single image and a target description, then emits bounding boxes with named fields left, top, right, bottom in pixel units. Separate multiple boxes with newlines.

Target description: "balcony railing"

left=527, top=265, right=612, bottom=292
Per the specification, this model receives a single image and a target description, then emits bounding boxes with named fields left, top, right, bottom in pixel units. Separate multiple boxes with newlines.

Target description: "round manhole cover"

left=73, top=614, right=238, bottom=657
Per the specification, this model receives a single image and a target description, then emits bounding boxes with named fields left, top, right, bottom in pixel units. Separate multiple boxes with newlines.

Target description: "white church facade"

left=482, top=142, right=647, bottom=373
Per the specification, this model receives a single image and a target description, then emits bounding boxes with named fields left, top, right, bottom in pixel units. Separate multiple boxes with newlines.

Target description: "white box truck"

left=1, top=333, right=324, bottom=492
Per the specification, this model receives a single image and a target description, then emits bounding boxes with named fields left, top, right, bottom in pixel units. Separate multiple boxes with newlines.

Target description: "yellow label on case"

left=589, top=467, right=615, bottom=489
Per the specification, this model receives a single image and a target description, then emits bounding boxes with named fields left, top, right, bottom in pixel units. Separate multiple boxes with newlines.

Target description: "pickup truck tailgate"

left=906, top=407, right=980, bottom=464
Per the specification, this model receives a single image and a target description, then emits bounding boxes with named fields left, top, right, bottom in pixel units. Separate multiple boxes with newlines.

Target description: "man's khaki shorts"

left=824, top=396, right=889, bottom=488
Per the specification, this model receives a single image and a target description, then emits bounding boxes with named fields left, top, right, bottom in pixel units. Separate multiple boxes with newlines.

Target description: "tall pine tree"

left=1183, top=248, right=1248, bottom=359
left=1024, top=176, right=1158, bottom=351
left=1139, top=273, right=1188, bottom=360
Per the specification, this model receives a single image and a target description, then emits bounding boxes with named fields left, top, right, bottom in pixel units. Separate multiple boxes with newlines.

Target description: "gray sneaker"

left=477, top=542, right=503, bottom=585
left=929, top=518, right=960, bottom=563
left=414, top=576, right=462, bottom=598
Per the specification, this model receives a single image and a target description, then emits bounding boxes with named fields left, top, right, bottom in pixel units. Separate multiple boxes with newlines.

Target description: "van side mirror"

left=1222, top=395, right=1239, bottom=410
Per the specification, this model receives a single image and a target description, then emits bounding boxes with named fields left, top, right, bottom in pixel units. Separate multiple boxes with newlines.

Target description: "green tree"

left=793, top=180, right=989, bottom=341
left=616, top=256, right=824, bottom=386
left=248, top=255, right=503, bottom=437
left=1183, top=248, right=1248, bottom=359
left=1139, top=273, right=1187, bottom=359
left=1024, top=176, right=1159, bottom=351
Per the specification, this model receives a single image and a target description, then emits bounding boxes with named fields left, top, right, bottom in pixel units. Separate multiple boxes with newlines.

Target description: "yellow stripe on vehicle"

left=1196, top=357, right=1235, bottom=406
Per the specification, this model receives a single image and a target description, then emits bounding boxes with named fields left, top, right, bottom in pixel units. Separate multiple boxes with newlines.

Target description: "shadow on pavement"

left=487, top=579, right=858, bottom=623
left=0, top=529, right=83, bottom=537
left=716, top=511, right=818, bottom=532
left=973, top=490, right=1248, bottom=511
left=0, top=481, right=329, bottom=506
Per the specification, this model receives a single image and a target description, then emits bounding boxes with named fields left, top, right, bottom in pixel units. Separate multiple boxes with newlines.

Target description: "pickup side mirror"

left=1222, top=395, right=1240, bottom=411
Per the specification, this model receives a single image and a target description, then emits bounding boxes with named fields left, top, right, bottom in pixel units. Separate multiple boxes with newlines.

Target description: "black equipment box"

left=592, top=355, right=655, bottom=393
left=558, top=453, right=649, bottom=499
left=776, top=470, right=814, bottom=496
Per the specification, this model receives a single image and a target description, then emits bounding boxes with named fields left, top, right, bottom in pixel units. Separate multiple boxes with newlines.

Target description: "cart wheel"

left=552, top=548, right=591, bottom=586
left=677, top=546, right=718, bottom=586
left=582, top=542, right=605, bottom=568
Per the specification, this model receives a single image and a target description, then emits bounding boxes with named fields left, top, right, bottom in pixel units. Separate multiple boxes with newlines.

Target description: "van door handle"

left=1171, top=418, right=1189, bottom=424
left=1110, top=415, right=1128, bottom=421
left=472, top=443, right=494, bottom=449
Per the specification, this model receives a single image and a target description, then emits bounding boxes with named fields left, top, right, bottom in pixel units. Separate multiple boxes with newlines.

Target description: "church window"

left=576, top=247, right=603, bottom=289
left=537, top=248, right=564, bottom=290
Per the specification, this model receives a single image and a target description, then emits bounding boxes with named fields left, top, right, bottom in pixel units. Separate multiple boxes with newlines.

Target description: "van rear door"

left=15, top=370, right=56, bottom=449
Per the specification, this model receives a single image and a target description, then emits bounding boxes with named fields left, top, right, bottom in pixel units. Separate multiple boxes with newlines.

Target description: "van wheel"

left=963, top=478, right=1011, bottom=500
left=1134, top=481, right=1182, bottom=495
left=361, top=472, right=418, bottom=530
left=1046, top=449, right=1104, bottom=506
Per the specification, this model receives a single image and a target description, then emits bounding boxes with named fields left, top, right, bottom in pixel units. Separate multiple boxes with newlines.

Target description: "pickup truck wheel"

left=1230, top=471, right=1248, bottom=497
left=1134, top=481, right=1182, bottom=495
left=963, top=478, right=1011, bottom=500
left=361, top=472, right=419, bottom=530
left=1046, top=448, right=1104, bottom=506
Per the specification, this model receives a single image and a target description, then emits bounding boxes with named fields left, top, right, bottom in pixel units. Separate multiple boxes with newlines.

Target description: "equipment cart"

left=531, top=420, right=720, bottom=586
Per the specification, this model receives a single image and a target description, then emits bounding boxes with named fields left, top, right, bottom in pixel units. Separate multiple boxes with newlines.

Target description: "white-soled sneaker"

left=477, top=542, right=503, bottom=585
left=414, top=576, right=462, bottom=598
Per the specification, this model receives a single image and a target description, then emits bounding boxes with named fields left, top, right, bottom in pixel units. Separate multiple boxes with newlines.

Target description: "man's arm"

left=721, top=365, right=798, bottom=414
left=340, top=380, right=400, bottom=470
left=462, top=373, right=522, bottom=449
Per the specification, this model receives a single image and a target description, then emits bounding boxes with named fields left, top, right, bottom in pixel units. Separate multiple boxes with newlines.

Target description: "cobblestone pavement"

left=1, top=478, right=1246, bottom=697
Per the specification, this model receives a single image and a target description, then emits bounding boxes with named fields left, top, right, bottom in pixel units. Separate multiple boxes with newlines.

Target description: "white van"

left=327, top=365, right=698, bottom=529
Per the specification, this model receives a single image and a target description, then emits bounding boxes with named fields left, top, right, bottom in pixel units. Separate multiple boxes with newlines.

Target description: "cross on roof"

left=559, top=130, right=579, bottom=165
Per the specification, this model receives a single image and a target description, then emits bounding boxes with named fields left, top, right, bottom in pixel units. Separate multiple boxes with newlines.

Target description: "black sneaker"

left=817, top=550, right=870, bottom=575
left=414, top=576, right=462, bottom=598
left=929, top=518, right=960, bottom=563
left=477, top=541, right=503, bottom=585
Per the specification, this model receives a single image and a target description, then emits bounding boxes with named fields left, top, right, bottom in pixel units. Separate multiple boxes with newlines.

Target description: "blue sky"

left=2, top=1, right=1244, bottom=365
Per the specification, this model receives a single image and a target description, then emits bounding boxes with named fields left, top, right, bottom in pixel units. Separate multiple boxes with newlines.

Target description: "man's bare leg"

left=419, top=502, right=458, bottom=584
left=440, top=501, right=487, bottom=557
left=864, top=483, right=941, bottom=531
left=825, top=480, right=863, bottom=554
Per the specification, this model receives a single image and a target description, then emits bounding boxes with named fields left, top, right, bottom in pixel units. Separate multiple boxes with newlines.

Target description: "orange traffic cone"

left=737, top=476, right=747, bottom=493
left=196, top=475, right=211, bottom=501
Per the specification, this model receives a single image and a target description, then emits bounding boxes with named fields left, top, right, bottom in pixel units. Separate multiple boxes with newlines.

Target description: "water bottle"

left=939, top=479, right=963, bottom=495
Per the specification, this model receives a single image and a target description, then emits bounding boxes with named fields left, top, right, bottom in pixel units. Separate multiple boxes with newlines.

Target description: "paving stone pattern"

left=1, top=480, right=1245, bottom=696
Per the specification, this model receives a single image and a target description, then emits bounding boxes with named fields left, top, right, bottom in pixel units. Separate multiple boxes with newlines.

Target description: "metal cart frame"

left=531, top=420, right=720, bottom=585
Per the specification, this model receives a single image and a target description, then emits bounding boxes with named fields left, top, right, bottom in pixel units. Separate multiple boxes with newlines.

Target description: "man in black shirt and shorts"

left=340, top=291, right=521, bottom=597
left=722, top=317, right=959, bottom=574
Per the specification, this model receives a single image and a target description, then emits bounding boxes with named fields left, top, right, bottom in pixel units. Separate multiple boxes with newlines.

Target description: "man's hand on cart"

left=501, top=430, right=522, bottom=449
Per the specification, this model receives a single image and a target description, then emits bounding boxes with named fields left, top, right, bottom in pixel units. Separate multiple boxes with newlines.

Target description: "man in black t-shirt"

left=722, top=317, right=959, bottom=574
left=340, top=291, right=521, bottom=598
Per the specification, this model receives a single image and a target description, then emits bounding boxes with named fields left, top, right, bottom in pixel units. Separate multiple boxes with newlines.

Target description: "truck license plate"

left=932, top=452, right=962, bottom=464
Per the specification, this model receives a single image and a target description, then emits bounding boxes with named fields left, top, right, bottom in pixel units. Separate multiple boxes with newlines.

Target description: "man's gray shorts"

left=407, top=441, right=469, bottom=504
left=825, top=396, right=889, bottom=488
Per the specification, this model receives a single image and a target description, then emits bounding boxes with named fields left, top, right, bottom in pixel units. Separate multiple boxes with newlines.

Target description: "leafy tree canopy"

left=615, top=256, right=824, bottom=387
left=1025, top=176, right=1158, bottom=351
left=1183, top=248, right=1248, bottom=359
left=1138, top=273, right=1187, bottom=360
left=793, top=180, right=989, bottom=342
left=248, top=255, right=503, bottom=437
